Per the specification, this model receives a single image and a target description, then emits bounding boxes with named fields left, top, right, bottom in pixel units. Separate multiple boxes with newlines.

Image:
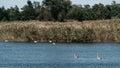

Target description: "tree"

left=0, top=0, right=120, bottom=22
left=67, top=5, right=84, bottom=21
left=0, top=7, right=5, bottom=21
left=104, top=5, right=112, bottom=19
left=111, top=1, right=120, bottom=18
left=21, top=0, right=35, bottom=20
left=41, top=7, right=53, bottom=21
left=42, top=0, right=71, bottom=21
left=92, top=3, right=106, bottom=20
left=33, top=1, right=40, bottom=9
left=82, top=5, right=93, bottom=20
left=0, top=7, right=10, bottom=21
left=8, top=6, right=20, bottom=21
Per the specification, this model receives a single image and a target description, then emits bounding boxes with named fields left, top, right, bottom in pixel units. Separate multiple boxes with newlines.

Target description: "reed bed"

left=0, top=19, right=120, bottom=43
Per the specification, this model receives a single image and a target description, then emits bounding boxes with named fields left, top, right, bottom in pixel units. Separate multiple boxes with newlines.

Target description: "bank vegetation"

left=0, top=19, right=120, bottom=43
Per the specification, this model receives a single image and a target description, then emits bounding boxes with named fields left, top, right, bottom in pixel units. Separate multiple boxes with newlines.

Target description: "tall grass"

left=0, top=19, right=120, bottom=43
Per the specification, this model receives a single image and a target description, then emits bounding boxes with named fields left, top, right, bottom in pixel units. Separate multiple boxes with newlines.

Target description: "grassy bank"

left=0, top=19, right=120, bottom=43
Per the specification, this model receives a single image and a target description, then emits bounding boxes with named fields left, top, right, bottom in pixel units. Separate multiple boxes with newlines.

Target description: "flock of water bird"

left=4, top=40, right=102, bottom=61
left=74, top=53, right=102, bottom=61
left=4, top=40, right=56, bottom=45
left=34, top=40, right=56, bottom=45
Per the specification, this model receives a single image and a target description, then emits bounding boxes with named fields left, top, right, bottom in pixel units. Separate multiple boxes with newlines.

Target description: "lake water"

left=0, top=42, right=120, bottom=68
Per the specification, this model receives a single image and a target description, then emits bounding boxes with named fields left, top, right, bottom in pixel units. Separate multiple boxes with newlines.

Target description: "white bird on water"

left=96, top=53, right=102, bottom=60
left=74, top=53, right=79, bottom=59
left=4, top=40, right=8, bottom=42
left=49, top=40, right=55, bottom=45
left=49, top=40, right=52, bottom=43
left=34, top=41, right=37, bottom=43
left=53, top=42, right=55, bottom=45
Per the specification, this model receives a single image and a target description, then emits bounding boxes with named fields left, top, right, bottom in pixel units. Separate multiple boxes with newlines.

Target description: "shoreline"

left=0, top=40, right=120, bottom=43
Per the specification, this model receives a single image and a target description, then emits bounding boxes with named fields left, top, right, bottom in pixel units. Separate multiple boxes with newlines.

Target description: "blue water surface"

left=0, top=42, right=120, bottom=68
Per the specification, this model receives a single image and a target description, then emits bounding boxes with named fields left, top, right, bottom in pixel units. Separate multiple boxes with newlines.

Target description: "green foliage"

left=0, top=0, right=120, bottom=22
left=8, top=6, right=20, bottom=21
left=67, top=5, right=83, bottom=21
left=42, top=0, right=71, bottom=21
left=21, top=0, right=36, bottom=20
left=0, top=7, right=9, bottom=21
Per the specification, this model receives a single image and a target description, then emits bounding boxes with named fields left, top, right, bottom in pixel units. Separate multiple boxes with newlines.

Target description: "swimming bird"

left=49, top=40, right=52, bottom=43
left=34, top=41, right=37, bottom=43
left=96, top=53, right=102, bottom=60
left=53, top=42, right=55, bottom=45
left=4, top=40, right=8, bottom=42
left=74, top=53, right=79, bottom=59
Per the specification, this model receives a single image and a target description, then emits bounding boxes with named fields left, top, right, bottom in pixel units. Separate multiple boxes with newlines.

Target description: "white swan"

left=4, top=40, right=8, bottom=42
left=49, top=40, right=52, bottom=43
left=96, top=53, right=102, bottom=60
left=53, top=42, right=55, bottom=45
left=74, top=54, right=79, bottom=59
left=34, top=41, right=37, bottom=43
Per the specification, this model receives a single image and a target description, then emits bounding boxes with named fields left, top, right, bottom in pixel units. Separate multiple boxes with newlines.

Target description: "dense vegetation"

left=0, top=19, right=120, bottom=43
left=0, top=0, right=120, bottom=43
left=0, top=0, right=120, bottom=22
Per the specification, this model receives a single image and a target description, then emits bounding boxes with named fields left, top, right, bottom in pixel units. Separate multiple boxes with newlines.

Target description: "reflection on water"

left=0, top=42, right=120, bottom=68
